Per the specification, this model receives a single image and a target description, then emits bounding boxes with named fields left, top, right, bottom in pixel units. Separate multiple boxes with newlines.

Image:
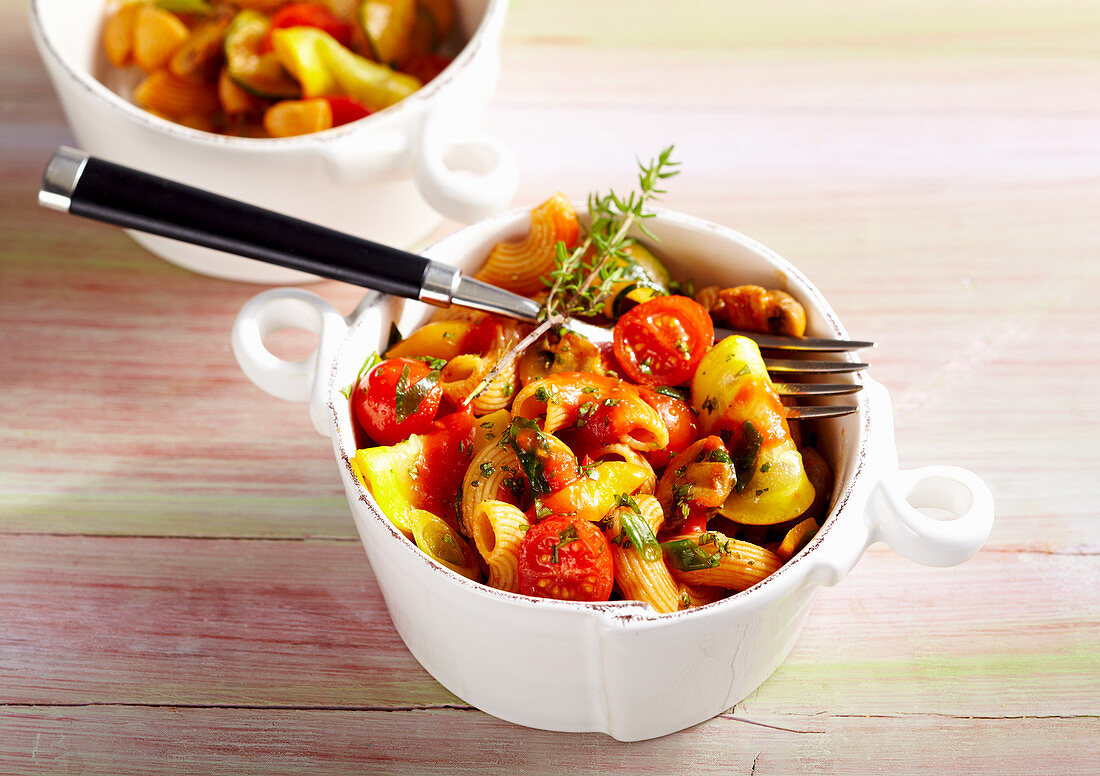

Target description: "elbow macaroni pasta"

left=470, top=500, right=530, bottom=593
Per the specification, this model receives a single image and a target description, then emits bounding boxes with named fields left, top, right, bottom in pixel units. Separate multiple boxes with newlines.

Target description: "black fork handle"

left=38, top=147, right=429, bottom=298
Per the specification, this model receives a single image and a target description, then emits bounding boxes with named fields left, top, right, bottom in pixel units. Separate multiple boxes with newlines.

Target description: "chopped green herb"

left=480, top=462, right=495, bottom=477
left=413, top=356, right=447, bottom=370
left=754, top=487, right=770, bottom=497
left=535, top=503, right=552, bottom=520
left=732, top=420, right=764, bottom=493
left=618, top=506, right=662, bottom=562
left=603, top=398, right=621, bottom=407
left=661, top=539, right=721, bottom=572
left=551, top=525, right=579, bottom=563
left=615, top=492, right=641, bottom=513
left=506, top=417, right=552, bottom=495
left=582, top=386, right=599, bottom=394
left=675, top=465, right=688, bottom=478
left=760, top=462, right=771, bottom=473
left=653, top=385, right=685, bottom=400
left=734, top=364, right=751, bottom=379
left=394, top=365, right=441, bottom=423
left=701, top=396, right=718, bottom=413
left=341, top=352, right=382, bottom=398
left=707, top=449, right=733, bottom=464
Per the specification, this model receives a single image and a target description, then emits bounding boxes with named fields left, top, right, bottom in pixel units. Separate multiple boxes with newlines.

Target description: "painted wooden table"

left=2, top=1, right=1098, bottom=772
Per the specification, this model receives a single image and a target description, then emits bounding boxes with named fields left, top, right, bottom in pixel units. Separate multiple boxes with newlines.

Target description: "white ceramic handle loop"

left=415, top=107, right=518, bottom=224
left=871, top=465, right=994, bottom=567
left=231, top=288, right=348, bottom=437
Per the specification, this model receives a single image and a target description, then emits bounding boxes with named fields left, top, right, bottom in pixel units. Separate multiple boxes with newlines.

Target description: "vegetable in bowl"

left=101, top=0, right=457, bottom=137
left=346, top=149, right=835, bottom=611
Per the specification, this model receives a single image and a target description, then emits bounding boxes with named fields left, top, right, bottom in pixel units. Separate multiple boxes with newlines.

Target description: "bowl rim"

left=29, top=0, right=508, bottom=149
left=327, top=206, right=875, bottom=624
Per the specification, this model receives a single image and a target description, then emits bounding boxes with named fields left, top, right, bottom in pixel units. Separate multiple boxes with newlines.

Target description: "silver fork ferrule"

left=39, top=146, right=89, bottom=213
left=453, top=275, right=542, bottom=321
left=418, top=261, right=462, bottom=307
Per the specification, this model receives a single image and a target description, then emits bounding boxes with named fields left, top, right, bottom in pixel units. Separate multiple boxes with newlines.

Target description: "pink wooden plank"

left=1, top=535, right=1095, bottom=718
left=1, top=707, right=1096, bottom=775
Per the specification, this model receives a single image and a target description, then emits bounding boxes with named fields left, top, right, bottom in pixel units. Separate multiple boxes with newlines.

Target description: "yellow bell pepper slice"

left=692, top=336, right=815, bottom=525
left=539, top=461, right=651, bottom=523
left=270, top=26, right=421, bottom=110
left=352, top=435, right=425, bottom=536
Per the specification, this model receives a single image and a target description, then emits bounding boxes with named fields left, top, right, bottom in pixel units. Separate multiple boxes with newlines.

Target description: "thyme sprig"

left=463, top=147, right=680, bottom=405
left=543, top=146, right=680, bottom=320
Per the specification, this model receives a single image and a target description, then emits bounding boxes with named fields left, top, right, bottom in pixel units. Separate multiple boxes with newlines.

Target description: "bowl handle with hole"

left=808, top=379, right=994, bottom=587
left=414, top=97, right=519, bottom=224
left=868, top=465, right=994, bottom=567
left=231, top=288, right=349, bottom=438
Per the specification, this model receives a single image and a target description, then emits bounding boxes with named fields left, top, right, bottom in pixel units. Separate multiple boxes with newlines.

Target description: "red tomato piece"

left=325, top=95, right=371, bottom=126
left=261, top=2, right=355, bottom=51
left=353, top=358, right=443, bottom=445
left=612, top=296, right=714, bottom=387
left=636, top=386, right=699, bottom=469
left=518, top=517, right=614, bottom=602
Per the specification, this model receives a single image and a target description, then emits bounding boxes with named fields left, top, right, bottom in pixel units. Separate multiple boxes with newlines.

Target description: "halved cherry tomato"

left=517, top=517, right=613, bottom=601
left=260, top=2, right=354, bottom=52
left=325, top=95, right=371, bottom=126
left=637, top=386, right=699, bottom=469
left=353, top=357, right=443, bottom=445
left=612, top=296, right=714, bottom=387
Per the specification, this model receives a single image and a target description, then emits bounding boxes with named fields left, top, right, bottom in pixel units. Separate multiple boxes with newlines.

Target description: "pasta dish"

left=347, top=169, right=835, bottom=613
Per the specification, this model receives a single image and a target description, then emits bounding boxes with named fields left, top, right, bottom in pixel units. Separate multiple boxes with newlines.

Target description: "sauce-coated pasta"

left=349, top=193, right=836, bottom=611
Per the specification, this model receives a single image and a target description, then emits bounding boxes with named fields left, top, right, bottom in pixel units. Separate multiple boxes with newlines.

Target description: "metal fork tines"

left=748, top=334, right=873, bottom=420
left=726, top=329, right=875, bottom=352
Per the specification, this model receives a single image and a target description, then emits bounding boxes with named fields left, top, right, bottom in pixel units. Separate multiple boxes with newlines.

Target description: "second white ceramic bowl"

left=231, top=209, right=995, bottom=740
left=30, top=0, right=516, bottom=283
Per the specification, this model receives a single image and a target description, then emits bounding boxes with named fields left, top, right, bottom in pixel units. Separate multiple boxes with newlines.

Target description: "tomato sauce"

left=726, top=377, right=788, bottom=445
left=415, top=409, right=478, bottom=522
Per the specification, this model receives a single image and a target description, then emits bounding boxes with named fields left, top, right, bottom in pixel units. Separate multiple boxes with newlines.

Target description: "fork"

left=39, top=147, right=872, bottom=419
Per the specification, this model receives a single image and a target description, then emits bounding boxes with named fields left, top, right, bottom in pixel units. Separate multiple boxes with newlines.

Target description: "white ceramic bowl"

left=231, top=209, right=994, bottom=740
left=30, top=0, right=515, bottom=283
